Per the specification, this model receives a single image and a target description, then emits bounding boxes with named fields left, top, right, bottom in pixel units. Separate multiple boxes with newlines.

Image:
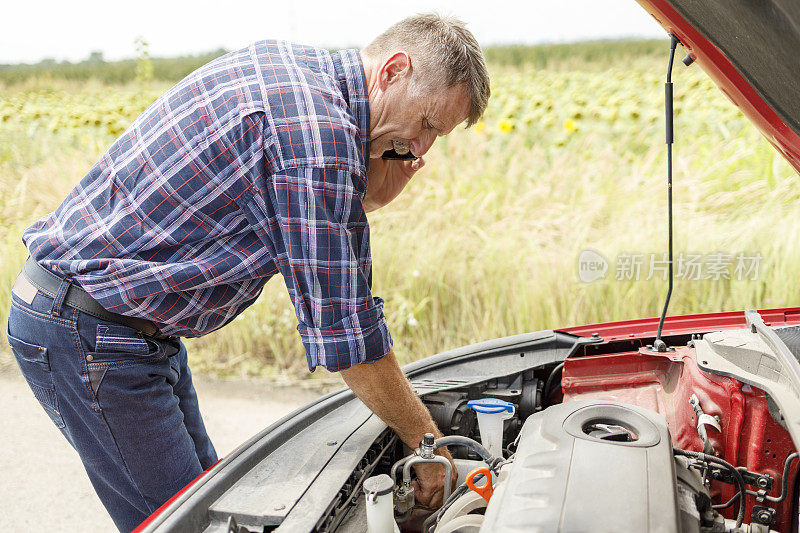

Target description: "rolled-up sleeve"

left=260, top=166, right=393, bottom=372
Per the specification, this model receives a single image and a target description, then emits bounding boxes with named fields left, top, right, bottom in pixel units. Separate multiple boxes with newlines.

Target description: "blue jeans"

left=7, top=275, right=218, bottom=532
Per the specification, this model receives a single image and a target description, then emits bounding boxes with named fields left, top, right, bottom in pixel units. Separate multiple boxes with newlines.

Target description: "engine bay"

left=196, top=318, right=800, bottom=533
left=332, top=322, right=800, bottom=533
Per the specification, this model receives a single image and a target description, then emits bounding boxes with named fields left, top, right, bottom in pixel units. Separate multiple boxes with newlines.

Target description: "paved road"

left=0, top=364, right=330, bottom=532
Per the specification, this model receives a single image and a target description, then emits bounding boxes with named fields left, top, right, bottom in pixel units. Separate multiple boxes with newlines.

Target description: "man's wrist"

left=340, top=350, right=442, bottom=448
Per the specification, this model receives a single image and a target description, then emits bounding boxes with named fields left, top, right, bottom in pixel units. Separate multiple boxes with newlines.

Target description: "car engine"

left=422, top=400, right=755, bottom=533
left=348, top=330, right=800, bottom=533
left=162, top=323, right=799, bottom=533
left=478, top=401, right=681, bottom=532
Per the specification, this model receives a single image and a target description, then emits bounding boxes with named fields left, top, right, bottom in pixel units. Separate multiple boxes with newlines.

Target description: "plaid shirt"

left=23, top=41, right=392, bottom=372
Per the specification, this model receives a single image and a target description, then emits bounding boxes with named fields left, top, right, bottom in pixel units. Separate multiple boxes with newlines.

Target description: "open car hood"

left=636, top=0, right=800, bottom=174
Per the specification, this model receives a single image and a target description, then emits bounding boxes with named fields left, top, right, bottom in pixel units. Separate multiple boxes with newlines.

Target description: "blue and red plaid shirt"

left=23, top=41, right=392, bottom=372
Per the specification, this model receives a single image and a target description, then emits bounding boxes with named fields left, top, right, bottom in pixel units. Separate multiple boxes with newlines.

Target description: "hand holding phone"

left=365, top=152, right=425, bottom=212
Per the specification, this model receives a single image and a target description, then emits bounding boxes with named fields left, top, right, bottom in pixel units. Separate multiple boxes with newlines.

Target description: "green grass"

left=0, top=50, right=228, bottom=85
left=2, top=41, right=798, bottom=378
left=483, top=39, right=665, bottom=68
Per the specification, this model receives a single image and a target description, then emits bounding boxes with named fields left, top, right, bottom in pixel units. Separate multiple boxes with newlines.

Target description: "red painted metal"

left=633, top=0, right=800, bottom=174
left=557, top=306, right=800, bottom=341
left=562, top=347, right=798, bottom=531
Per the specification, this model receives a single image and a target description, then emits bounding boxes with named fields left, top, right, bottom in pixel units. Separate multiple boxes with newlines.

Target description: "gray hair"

left=362, top=13, right=490, bottom=127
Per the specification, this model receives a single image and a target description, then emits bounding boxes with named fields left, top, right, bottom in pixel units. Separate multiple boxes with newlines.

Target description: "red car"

left=137, top=1, right=800, bottom=532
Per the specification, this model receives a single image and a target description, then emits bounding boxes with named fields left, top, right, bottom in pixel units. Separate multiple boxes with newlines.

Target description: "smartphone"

left=381, top=149, right=418, bottom=161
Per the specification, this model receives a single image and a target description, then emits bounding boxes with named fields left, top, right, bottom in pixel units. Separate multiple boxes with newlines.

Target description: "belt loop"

left=51, top=277, right=72, bottom=316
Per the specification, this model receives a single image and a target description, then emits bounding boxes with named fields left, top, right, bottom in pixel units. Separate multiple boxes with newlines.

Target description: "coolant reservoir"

left=363, top=474, right=400, bottom=533
left=467, top=398, right=515, bottom=458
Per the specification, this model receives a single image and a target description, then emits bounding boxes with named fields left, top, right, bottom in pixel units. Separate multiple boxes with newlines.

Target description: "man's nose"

left=411, top=132, right=436, bottom=157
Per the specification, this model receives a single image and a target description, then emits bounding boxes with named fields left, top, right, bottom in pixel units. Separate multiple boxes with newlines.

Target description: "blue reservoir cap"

left=468, top=398, right=515, bottom=414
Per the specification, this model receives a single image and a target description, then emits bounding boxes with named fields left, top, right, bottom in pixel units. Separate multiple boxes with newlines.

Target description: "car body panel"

left=559, top=306, right=800, bottom=340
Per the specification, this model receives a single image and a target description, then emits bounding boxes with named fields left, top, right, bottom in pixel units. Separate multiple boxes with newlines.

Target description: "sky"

left=0, top=0, right=665, bottom=64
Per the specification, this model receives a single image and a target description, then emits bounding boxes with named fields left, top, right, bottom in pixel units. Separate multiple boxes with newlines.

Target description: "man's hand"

left=412, top=450, right=458, bottom=508
left=339, top=350, right=455, bottom=507
left=363, top=157, right=425, bottom=212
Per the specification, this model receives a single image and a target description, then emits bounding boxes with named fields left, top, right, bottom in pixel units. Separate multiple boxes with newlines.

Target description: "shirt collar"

left=330, top=49, right=370, bottom=173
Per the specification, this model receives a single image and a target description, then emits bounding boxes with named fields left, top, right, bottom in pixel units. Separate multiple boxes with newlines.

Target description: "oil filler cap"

left=583, top=423, right=638, bottom=442
left=563, top=403, right=661, bottom=447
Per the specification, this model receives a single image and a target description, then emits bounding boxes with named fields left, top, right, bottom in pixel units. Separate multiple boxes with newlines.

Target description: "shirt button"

left=86, top=355, right=94, bottom=361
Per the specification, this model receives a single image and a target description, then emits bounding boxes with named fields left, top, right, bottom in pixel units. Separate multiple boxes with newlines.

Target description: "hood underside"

left=637, top=0, right=800, bottom=174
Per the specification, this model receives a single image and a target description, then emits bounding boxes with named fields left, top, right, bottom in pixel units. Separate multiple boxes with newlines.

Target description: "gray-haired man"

left=8, top=13, right=489, bottom=529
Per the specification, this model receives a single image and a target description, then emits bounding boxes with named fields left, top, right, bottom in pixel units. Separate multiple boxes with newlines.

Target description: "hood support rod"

left=654, top=34, right=680, bottom=352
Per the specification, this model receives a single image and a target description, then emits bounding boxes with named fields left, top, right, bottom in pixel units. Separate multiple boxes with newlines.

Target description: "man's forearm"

left=339, top=350, right=442, bottom=449
left=340, top=350, right=456, bottom=506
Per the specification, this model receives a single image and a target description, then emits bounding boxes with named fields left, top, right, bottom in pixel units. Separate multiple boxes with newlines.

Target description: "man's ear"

left=378, top=51, right=411, bottom=91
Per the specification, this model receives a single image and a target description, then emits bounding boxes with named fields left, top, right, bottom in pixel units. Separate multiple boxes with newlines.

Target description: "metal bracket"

left=710, top=467, right=774, bottom=492
left=752, top=505, right=777, bottom=526
left=689, top=394, right=720, bottom=455
left=697, top=413, right=721, bottom=433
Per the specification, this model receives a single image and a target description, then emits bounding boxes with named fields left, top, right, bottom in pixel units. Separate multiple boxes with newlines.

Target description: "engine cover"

left=480, top=400, right=680, bottom=533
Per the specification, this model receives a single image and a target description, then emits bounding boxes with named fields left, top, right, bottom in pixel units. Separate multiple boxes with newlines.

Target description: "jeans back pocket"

left=6, top=325, right=65, bottom=429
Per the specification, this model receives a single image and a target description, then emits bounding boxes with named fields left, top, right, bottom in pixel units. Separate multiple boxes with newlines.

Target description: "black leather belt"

left=17, top=257, right=171, bottom=339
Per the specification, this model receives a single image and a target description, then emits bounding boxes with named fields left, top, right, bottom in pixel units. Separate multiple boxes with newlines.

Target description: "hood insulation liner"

left=667, top=0, right=800, bottom=138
